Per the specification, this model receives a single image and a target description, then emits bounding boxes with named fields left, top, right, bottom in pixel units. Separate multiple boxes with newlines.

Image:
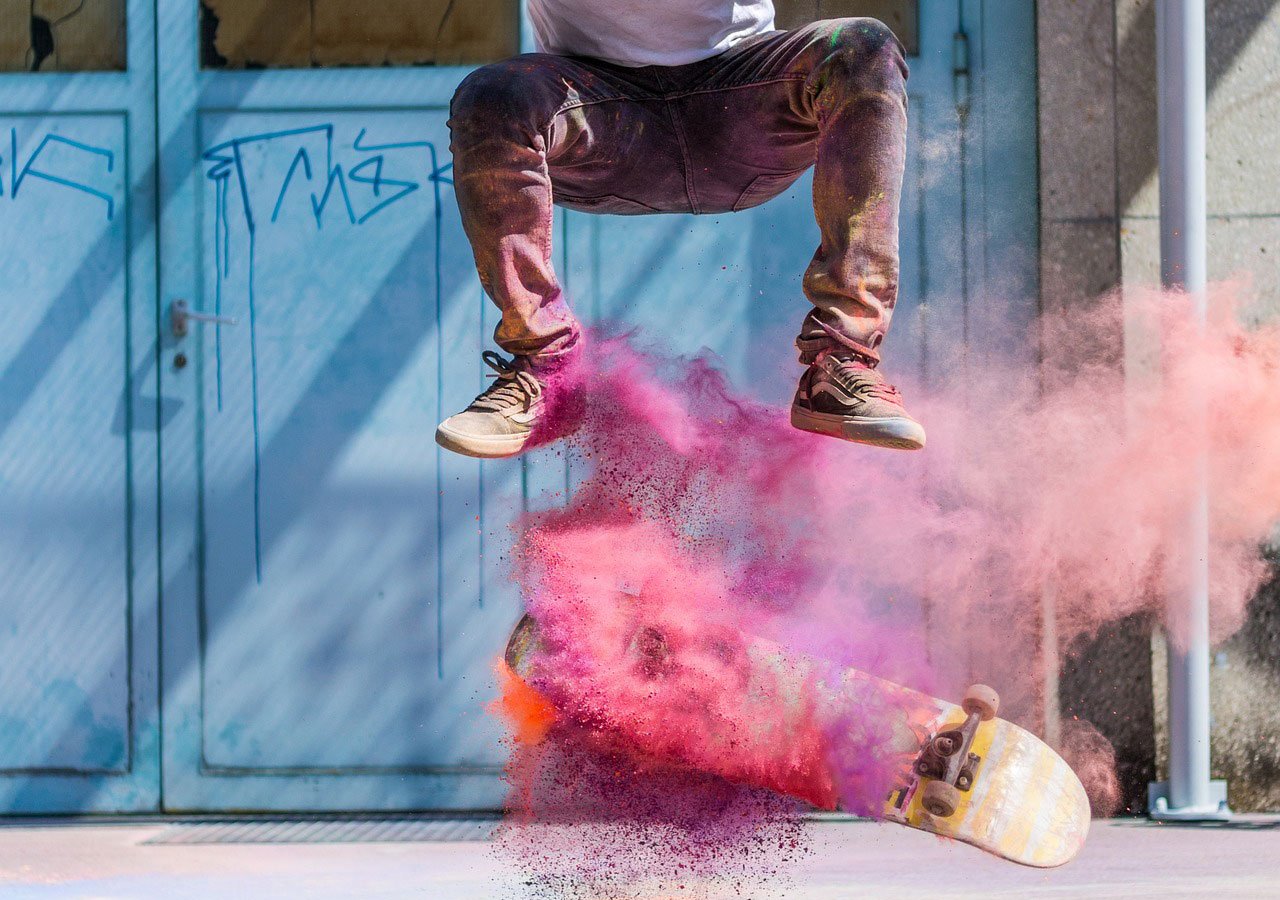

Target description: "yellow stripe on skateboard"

left=950, top=717, right=1016, bottom=843
left=993, top=739, right=1062, bottom=861
left=1023, top=756, right=1091, bottom=866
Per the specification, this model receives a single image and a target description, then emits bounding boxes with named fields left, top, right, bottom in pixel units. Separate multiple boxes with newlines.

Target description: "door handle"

left=170, top=299, right=238, bottom=338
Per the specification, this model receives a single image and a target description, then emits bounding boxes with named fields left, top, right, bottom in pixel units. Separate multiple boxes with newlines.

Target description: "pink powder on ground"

left=495, top=726, right=810, bottom=900
left=494, top=283, right=1280, bottom=891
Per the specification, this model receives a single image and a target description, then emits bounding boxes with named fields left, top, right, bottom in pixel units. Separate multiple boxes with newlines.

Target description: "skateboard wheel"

left=505, top=614, right=540, bottom=674
left=962, top=684, right=1000, bottom=721
left=922, top=780, right=961, bottom=818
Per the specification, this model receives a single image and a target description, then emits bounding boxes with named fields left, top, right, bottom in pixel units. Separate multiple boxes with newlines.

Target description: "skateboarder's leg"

left=794, top=20, right=908, bottom=367
left=672, top=20, right=922, bottom=449
left=440, top=55, right=692, bottom=459
left=788, top=21, right=923, bottom=450
left=448, top=55, right=689, bottom=364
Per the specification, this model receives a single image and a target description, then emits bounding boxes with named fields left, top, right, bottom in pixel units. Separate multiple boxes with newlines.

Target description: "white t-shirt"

left=528, top=0, right=776, bottom=68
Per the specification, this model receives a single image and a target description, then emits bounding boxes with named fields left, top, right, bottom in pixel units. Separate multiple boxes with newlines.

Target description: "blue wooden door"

left=0, top=0, right=160, bottom=812
left=155, top=0, right=1037, bottom=812
left=156, top=2, right=522, bottom=810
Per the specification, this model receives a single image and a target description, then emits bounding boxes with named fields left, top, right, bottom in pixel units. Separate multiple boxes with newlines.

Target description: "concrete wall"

left=1038, top=0, right=1280, bottom=813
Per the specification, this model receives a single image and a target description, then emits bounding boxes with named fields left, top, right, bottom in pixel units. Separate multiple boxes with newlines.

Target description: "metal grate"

left=144, top=817, right=498, bottom=845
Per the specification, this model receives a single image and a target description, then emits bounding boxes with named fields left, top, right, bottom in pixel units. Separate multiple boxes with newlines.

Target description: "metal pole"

left=1148, top=0, right=1229, bottom=821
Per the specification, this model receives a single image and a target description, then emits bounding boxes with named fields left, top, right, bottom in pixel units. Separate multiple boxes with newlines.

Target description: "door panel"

left=195, top=112, right=500, bottom=772
left=0, top=115, right=128, bottom=772
left=158, top=1, right=515, bottom=810
left=0, top=0, right=159, bottom=813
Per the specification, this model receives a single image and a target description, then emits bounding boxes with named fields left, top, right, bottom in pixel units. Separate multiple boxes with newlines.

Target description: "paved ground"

left=1, top=817, right=1278, bottom=899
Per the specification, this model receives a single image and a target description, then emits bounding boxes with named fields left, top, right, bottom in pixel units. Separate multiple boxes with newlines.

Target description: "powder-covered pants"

left=448, top=18, right=908, bottom=366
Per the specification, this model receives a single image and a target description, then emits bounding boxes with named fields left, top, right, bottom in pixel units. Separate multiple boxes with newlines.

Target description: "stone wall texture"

left=0, top=0, right=125, bottom=71
left=200, top=0, right=519, bottom=68
left=1038, top=0, right=1280, bottom=813
left=775, top=0, right=918, bottom=53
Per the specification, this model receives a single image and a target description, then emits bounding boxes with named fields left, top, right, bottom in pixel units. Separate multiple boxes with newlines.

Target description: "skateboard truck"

left=912, top=684, right=1000, bottom=818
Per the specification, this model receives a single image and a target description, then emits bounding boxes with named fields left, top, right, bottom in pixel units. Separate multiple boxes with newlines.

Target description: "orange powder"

left=490, top=658, right=558, bottom=746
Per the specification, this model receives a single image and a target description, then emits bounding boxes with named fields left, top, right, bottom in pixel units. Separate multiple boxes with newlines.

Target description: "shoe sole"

left=790, top=404, right=926, bottom=451
left=435, top=423, right=531, bottom=459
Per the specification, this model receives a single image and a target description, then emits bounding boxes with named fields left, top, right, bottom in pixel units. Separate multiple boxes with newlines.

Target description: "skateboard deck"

left=501, top=614, right=1090, bottom=868
left=874, top=677, right=1090, bottom=867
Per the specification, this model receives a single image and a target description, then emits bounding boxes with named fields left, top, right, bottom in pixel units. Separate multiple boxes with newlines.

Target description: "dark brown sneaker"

left=790, top=349, right=926, bottom=450
left=435, top=351, right=546, bottom=459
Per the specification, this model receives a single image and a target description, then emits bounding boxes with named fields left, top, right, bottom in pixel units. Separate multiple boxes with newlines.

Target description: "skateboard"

left=502, top=613, right=1090, bottom=868
left=876, top=677, right=1090, bottom=867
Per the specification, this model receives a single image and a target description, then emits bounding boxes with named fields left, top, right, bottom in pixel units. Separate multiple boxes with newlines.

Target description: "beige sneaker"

left=435, top=351, right=546, bottom=459
left=790, top=349, right=926, bottom=450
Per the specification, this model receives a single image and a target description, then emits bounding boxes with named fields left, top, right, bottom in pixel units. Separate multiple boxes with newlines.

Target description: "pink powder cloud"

left=494, top=283, right=1280, bottom=892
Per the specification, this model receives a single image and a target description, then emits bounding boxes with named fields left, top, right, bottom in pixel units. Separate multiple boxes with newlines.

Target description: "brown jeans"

left=448, top=18, right=909, bottom=367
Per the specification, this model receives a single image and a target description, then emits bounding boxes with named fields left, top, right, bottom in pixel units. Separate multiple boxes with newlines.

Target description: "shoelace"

left=827, top=356, right=903, bottom=403
left=471, top=350, right=543, bottom=412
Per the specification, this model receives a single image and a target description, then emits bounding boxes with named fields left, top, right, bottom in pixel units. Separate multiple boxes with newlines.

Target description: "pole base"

left=1147, top=781, right=1232, bottom=821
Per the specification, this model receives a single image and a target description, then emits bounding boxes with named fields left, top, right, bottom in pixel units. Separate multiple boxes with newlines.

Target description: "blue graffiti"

left=204, top=125, right=452, bottom=231
left=0, top=129, right=116, bottom=220
left=204, top=125, right=453, bottom=583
